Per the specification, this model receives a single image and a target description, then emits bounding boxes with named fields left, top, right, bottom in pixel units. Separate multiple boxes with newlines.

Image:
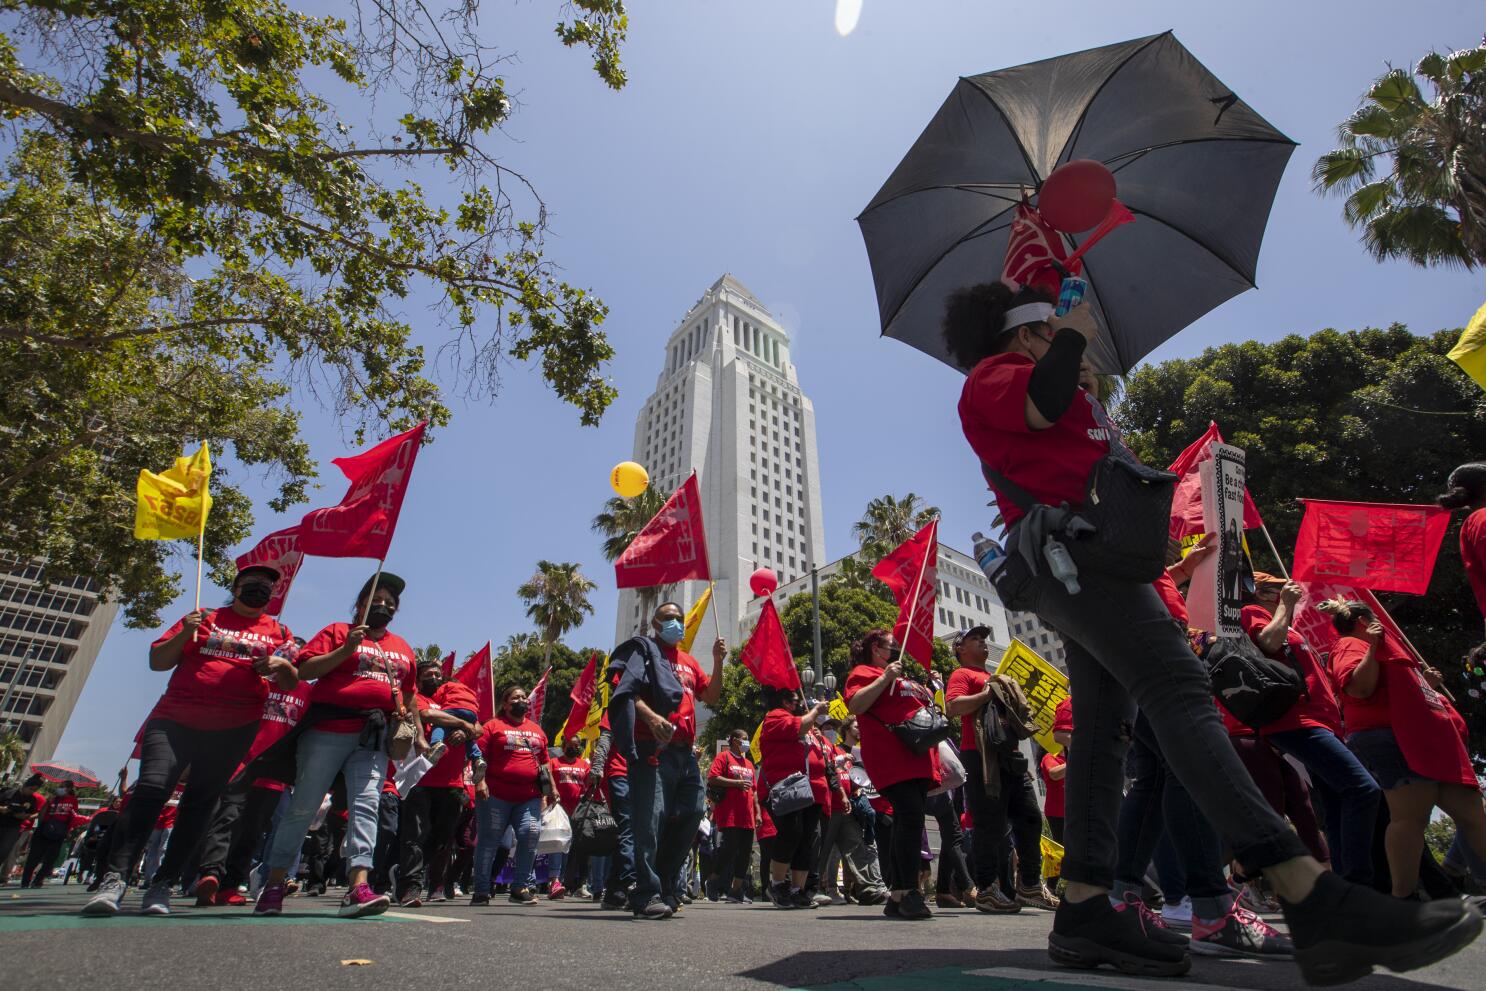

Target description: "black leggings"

left=769, top=804, right=822, bottom=872
left=880, top=778, right=930, bottom=893
left=105, top=718, right=258, bottom=884
left=717, top=826, right=754, bottom=882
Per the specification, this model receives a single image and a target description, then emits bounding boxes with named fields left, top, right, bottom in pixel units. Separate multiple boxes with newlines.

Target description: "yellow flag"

left=134, top=442, right=213, bottom=540
left=1040, top=833, right=1065, bottom=880
left=679, top=583, right=713, bottom=653
left=1448, top=301, right=1486, bottom=391
left=827, top=695, right=849, bottom=724
left=750, top=719, right=763, bottom=763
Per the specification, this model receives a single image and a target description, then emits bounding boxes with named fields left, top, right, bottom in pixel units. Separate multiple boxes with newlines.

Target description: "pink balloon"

left=749, top=567, right=778, bottom=598
left=1038, top=159, right=1116, bottom=234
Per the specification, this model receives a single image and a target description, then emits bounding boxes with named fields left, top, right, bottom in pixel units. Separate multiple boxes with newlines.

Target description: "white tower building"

left=616, top=275, right=826, bottom=651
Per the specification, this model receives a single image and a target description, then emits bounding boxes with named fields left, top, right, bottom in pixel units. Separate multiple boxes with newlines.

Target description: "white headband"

left=1002, top=302, right=1055, bottom=332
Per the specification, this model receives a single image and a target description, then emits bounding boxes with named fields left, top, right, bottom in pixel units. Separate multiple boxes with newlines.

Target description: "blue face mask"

left=657, top=618, right=685, bottom=645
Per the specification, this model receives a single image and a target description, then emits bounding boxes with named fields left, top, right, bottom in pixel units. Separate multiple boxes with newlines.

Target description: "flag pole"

left=358, top=559, right=385, bottom=627
left=708, top=581, right=722, bottom=641
left=1258, top=524, right=1290, bottom=580
left=894, top=517, right=939, bottom=671
left=193, top=509, right=206, bottom=613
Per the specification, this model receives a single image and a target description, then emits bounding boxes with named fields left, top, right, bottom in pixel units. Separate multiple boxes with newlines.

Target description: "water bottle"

left=1055, top=275, right=1086, bottom=317
left=1043, top=537, right=1082, bottom=595
left=972, top=531, right=1006, bottom=581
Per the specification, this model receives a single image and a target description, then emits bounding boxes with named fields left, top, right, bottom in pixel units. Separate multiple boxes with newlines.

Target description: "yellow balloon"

left=610, top=461, right=649, bottom=498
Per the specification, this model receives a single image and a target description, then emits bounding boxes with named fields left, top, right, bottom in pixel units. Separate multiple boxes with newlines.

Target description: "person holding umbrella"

left=945, top=283, right=1482, bottom=982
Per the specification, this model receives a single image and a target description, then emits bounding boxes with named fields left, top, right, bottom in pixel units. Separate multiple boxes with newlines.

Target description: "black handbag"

left=872, top=705, right=953, bottom=755
left=570, top=788, right=619, bottom=856
left=1204, top=636, right=1305, bottom=731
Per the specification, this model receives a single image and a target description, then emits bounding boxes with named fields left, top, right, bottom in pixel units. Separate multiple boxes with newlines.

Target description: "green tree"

left=592, top=486, right=671, bottom=620
left=490, top=636, right=604, bottom=742
left=516, top=561, right=597, bottom=666
left=852, top=493, right=940, bottom=562
left=0, top=732, right=26, bottom=778
left=1314, top=42, right=1486, bottom=268
left=1115, top=325, right=1486, bottom=765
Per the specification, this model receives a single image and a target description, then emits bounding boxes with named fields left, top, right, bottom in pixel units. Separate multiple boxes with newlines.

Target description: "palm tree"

left=592, top=486, right=672, bottom=621
left=414, top=643, right=445, bottom=670
left=1313, top=43, right=1486, bottom=269
left=517, top=561, right=597, bottom=666
left=0, top=732, right=26, bottom=778
left=852, top=493, right=940, bottom=562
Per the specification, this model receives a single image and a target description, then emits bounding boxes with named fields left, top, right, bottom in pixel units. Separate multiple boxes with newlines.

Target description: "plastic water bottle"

left=1055, top=276, right=1086, bottom=317
left=1044, top=537, right=1082, bottom=595
left=972, top=531, right=1006, bottom=581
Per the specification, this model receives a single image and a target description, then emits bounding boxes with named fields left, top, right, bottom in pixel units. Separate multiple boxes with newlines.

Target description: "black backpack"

left=1204, top=636, right=1304, bottom=731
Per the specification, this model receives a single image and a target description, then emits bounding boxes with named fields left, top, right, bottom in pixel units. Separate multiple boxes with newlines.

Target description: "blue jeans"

left=473, top=795, right=541, bottom=894
left=1268, top=727, right=1381, bottom=885
left=428, top=707, right=483, bottom=763
left=605, top=769, right=636, bottom=894
left=628, top=741, right=706, bottom=907
left=589, top=854, right=611, bottom=893
left=547, top=851, right=566, bottom=886
left=265, top=730, right=384, bottom=872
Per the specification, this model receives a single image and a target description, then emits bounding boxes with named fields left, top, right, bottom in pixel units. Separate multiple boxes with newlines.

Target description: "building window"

left=938, top=607, right=947, bottom=624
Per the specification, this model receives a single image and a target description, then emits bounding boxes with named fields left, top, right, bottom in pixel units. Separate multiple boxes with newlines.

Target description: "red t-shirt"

left=551, top=755, right=591, bottom=813
left=149, top=609, right=295, bottom=729
left=301, top=624, right=417, bottom=733
left=1153, top=572, right=1188, bottom=625
left=432, top=680, right=480, bottom=714
left=827, top=742, right=854, bottom=816
left=759, top=708, right=830, bottom=807
left=944, top=666, right=990, bottom=751
left=634, top=646, right=709, bottom=746
left=242, top=682, right=313, bottom=789
left=708, top=750, right=757, bottom=829
left=958, top=352, right=1113, bottom=526
left=155, top=801, right=177, bottom=830
left=755, top=800, right=776, bottom=840
left=41, top=793, right=79, bottom=831
left=843, top=664, right=942, bottom=791
left=1052, top=696, right=1073, bottom=736
left=476, top=716, right=549, bottom=803
left=1330, top=635, right=1393, bottom=736
left=1039, top=752, right=1066, bottom=817
left=415, top=695, right=471, bottom=790
left=1239, top=604, right=1342, bottom=736
left=1461, top=507, right=1486, bottom=620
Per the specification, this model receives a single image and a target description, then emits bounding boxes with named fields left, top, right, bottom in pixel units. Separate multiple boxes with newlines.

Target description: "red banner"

left=298, top=421, right=427, bottom=560
left=452, top=642, right=494, bottom=723
left=1167, top=423, right=1264, bottom=539
left=529, top=666, right=552, bottom=725
left=440, top=650, right=455, bottom=681
left=614, top=473, right=711, bottom=589
left=561, top=653, right=602, bottom=742
left=738, top=598, right=801, bottom=690
left=1292, top=499, right=1450, bottom=594
left=871, top=519, right=938, bottom=671
left=234, top=525, right=305, bottom=616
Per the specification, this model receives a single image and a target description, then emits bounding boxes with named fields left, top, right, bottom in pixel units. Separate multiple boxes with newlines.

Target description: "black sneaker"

left=1049, top=895, right=1191, bottom=977
left=790, top=887, right=816, bottom=910
left=508, top=887, right=536, bottom=905
left=469, top=891, right=491, bottom=906
left=1280, top=870, right=1483, bottom=986
left=769, top=881, right=795, bottom=908
left=883, top=896, right=902, bottom=919
left=898, top=889, right=933, bottom=920
left=633, top=895, right=673, bottom=920
left=602, top=888, right=629, bottom=910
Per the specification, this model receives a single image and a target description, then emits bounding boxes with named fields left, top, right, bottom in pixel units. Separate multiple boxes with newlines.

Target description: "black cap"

left=358, top=571, right=406, bottom=604
left=951, top=625, right=991, bottom=653
left=235, top=564, right=281, bottom=583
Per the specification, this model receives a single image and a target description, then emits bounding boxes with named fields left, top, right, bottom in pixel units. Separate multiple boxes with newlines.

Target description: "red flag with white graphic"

left=439, top=650, right=455, bottom=680
left=738, top=598, right=801, bottom=690
left=1001, top=201, right=1072, bottom=298
left=561, top=653, right=601, bottom=743
left=452, top=642, right=494, bottom=723
left=234, top=525, right=305, bottom=616
left=871, top=519, right=939, bottom=671
left=1292, top=499, right=1450, bottom=594
left=1166, top=423, right=1264, bottom=539
left=529, top=666, right=552, bottom=725
left=298, top=421, right=427, bottom=559
left=614, top=473, right=711, bottom=589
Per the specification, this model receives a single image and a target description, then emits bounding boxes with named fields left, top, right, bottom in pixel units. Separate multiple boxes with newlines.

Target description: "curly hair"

left=941, top=281, right=1056, bottom=371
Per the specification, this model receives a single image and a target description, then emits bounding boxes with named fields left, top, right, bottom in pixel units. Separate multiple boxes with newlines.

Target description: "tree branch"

left=0, top=316, right=270, bottom=350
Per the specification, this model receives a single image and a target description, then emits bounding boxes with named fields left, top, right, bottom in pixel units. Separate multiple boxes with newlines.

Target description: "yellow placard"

left=993, top=638, right=1069, bottom=756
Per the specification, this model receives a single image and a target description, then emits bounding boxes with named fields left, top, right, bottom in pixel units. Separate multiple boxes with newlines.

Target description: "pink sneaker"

left=1118, top=892, right=1189, bottom=947
left=1192, top=902, right=1294, bottom=958
left=254, top=884, right=286, bottom=916
left=338, top=882, right=391, bottom=918
left=549, top=881, right=567, bottom=901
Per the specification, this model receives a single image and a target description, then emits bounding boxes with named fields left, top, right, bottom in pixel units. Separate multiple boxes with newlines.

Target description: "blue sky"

left=54, top=1, right=1484, bottom=774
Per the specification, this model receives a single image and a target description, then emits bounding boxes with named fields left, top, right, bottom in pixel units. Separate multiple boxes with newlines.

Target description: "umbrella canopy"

left=29, top=761, right=102, bottom=789
left=857, top=32, right=1295, bottom=374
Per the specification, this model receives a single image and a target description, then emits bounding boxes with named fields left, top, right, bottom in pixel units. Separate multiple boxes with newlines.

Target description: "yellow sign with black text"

left=993, top=638, right=1069, bottom=755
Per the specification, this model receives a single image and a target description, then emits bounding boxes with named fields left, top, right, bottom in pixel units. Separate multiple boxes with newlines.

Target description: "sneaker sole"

left=141, top=904, right=170, bottom=916
left=1296, top=908, right=1483, bottom=987
left=975, top=902, right=1022, bottom=914
left=81, top=898, right=122, bottom=917
left=338, top=899, right=391, bottom=919
left=252, top=907, right=282, bottom=917
left=1189, top=936, right=1291, bottom=959
left=1049, top=934, right=1192, bottom=977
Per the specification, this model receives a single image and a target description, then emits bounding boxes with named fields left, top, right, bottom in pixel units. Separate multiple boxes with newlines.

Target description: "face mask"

left=508, top=701, right=530, bottom=719
left=366, top=603, right=395, bottom=628
left=237, top=582, right=274, bottom=608
left=657, top=618, right=685, bottom=644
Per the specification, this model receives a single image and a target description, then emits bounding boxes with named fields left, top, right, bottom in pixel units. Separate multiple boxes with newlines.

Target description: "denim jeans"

left=1025, top=566, right=1309, bottom=888
left=547, top=851, right=567, bottom=886
left=265, top=729, right=385, bottom=872
left=628, top=741, right=706, bottom=907
left=1268, top=726, right=1381, bottom=884
left=473, top=795, right=541, bottom=894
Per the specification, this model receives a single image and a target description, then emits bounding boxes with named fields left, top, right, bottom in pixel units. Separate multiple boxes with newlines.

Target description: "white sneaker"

left=1161, top=895, right=1193, bottom=931
left=141, top=882, right=172, bottom=916
left=82, top=873, right=127, bottom=916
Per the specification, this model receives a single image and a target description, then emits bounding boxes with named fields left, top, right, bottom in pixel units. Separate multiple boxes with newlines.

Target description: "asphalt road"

left=1, top=885, right=1483, bottom=991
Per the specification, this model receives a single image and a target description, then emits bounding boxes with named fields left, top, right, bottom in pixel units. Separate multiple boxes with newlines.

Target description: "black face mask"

left=508, top=702, right=530, bottom=719
left=237, top=582, right=274, bottom=609
left=366, top=603, right=395, bottom=628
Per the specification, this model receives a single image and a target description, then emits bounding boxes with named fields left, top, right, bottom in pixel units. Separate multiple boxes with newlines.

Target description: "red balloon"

left=749, top=567, right=778, bottom=598
left=1038, top=159, right=1116, bottom=234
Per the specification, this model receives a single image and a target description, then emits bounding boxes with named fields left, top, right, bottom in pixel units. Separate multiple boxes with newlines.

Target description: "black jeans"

left=962, top=750, right=1044, bottom=889
left=1026, top=568, right=1310, bottom=888
left=398, top=786, right=465, bottom=897
left=879, top=779, right=930, bottom=893
left=770, top=804, right=822, bottom=872
left=23, top=834, right=63, bottom=885
left=927, top=791, right=973, bottom=894
left=197, top=782, right=282, bottom=888
left=717, top=826, right=754, bottom=882
left=105, top=718, right=259, bottom=885
left=372, top=791, right=401, bottom=892
left=0, top=822, right=22, bottom=867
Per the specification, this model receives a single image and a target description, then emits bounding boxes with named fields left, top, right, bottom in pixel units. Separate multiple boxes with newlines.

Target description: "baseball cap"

left=951, top=625, right=991, bottom=653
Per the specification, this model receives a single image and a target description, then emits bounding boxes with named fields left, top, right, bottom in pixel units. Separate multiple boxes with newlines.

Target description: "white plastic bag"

left=537, top=802, right=572, bottom=855
left=927, top=740, right=966, bottom=796
left=393, top=753, right=434, bottom=795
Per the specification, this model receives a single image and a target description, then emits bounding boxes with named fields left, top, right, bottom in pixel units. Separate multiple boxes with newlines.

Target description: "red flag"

left=614, top=474, right=711, bottom=589
left=1167, top=423, right=1264, bottom=539
left=439, top=650, right=455, bottom=680
left=1002, top=200, right=1071, bottom=298
left=298, top=421, right=427, bottom=559
left=1292, top=499, right=1450, bottom=594
left=529, top=666, right=552, bottom=724
left=871, top=519, right=938, bottom=671
left=561, top=653, right=601, bottom=742
left=738, top=598, right=800, bottom=690
left=234, top=525, right=305, bottom=616
left=452, top=642, right=494, bottom=723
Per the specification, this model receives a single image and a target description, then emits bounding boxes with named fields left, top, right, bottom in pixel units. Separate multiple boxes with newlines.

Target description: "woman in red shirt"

left=759, top=687, right=831, bottom=909
left=947, top=281, right=1479, bottom=979
left=547, top=735, right=591, bottom=899
left=471, top=683, right=555, bottom=906
left=707, top=728, right=758, bottom=903
left=845, top=628, right=941, bottom=921
left=82, top=564, right=297, bottom=918
left=1319, top=598, right=1486, bottom=898
left=1438, top=462, right=1486, bottom=639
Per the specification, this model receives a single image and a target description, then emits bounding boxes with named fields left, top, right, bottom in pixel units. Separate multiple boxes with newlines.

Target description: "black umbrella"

left=857, top=32, right=1296, bottom=374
